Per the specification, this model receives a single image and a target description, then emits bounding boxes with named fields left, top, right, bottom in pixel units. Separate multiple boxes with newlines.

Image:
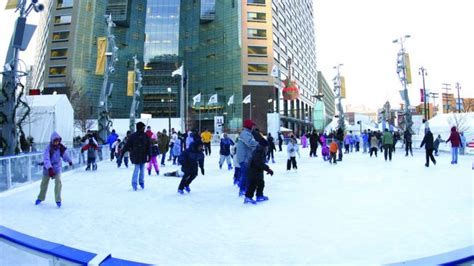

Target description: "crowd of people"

left=34, top=121, right=468, bottom=208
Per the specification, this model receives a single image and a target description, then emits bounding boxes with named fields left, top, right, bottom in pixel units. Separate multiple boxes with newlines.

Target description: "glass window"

left=248, top=0, right=265, bottom=5
left=247, top=28, right=267, bottom=39
left=248, top=64, right=268, bottom=75
left=57, top=0, right=73, bottom=9
left=200, top=0, right=216, bottom=21
left=54, top=15, right=72, bottom=25
left=247, top=12, right=266, bottom=22
left=248, top=46, right=267, bottom=57
left=50, top=48, right=68, bottom=59
left=49, top=66, right=67, bottom=77
left=52, top=31, right=70, bottom=42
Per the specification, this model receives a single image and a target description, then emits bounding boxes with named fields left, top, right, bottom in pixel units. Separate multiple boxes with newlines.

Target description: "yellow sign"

left=95, top=37, right=107, bottom=75
left=5, top=0, right=18, bottom=10
left=404, top=53, right=412, bottom=84
left=127, top=71, right=135, bottom=96
left=340, top=76, right=346, bottom=98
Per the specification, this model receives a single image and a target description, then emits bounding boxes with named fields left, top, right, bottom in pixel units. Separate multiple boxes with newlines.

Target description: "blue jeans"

left=451, top=147, right=459, bottom=163
left=132, top=163, right=145, bottom=188
left=239, top=162, right=248, bottom=193
left=161, top=152, right=167, bottom=165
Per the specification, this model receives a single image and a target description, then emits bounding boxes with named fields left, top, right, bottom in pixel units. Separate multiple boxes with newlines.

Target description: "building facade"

left=317, top=71, right=335, bottom=127
left=32, top=0, right=146, bottom=118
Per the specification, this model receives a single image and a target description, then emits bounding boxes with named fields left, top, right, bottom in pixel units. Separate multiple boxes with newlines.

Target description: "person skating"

left=236, top=120, right=258, bottom=196
left=460, top=132, right=467, bottom=155
left=35, top=132, right=73, bottom=208
left=147, top=134, right=160, bottom=176
left=335, top=127, right=344, bottom=161
left=320, top=134, right=330, bottom=161
left=122, top=122, right=152, bottom=191
left=117, top=131, right=131, bottom=168
left=230, top=140, right=240, bottom=186
left=446, top=126, right=462, bottom=164
left=244, top=139, right=274, bottom=204
left=420, top=128, right=436, bottom=167
left=382, top=129, right=394, bottom=161
left=158, top=129, right=169, bottom=166
left=171, top=134, right=182, bottom=165
left=433, top=135, right=444, bottom=156
left=277, top=132, right=283, bottom=152
left=369, top=133, right=378, bottom=157
left=404, top=129, right=413, bottom=156
left=309, top=130, right=320, bottom=157
left=266, top=133, right=276, bottom=163
left=106, top=129, right=119, bottom=161
left=201, top=128, right=212, bottom=156
left=81, top=138, right=98, bottom=171
left=177, top=140, right=205, bottom=194
left=286, top=135, right=300, bottom=171
left=219, top=133, right=234, bottom=170
left=344, top=133, right=351, bottom=154
left=329, top=139, right=338, bottom=164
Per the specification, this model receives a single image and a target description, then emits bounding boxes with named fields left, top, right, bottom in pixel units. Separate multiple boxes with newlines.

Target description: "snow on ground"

left=1, top=146, right=473, bottom=265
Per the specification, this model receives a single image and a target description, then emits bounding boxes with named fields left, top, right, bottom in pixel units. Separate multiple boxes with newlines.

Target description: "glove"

left=266, top=169, right=274, bottom=176
left=201, top=168, right=205, bottom=175
left=48, top=168, right=55, bottom=178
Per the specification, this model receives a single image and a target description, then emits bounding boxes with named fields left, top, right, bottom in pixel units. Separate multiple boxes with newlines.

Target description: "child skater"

left=329, top=139, right=338, bottom=164
left=147, top=134, right=160, bottom=175
left=244, top=139, right=274, bottom=204
left=81, top=138, right=99, bottom=171
left=172, top=134, right=182, bottom=165
left=286, top=135, right=300, bottom=171
left=177, top=140, right=205, bottom=194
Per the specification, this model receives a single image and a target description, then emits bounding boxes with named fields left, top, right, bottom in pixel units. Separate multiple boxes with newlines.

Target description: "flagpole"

left=250, top=93, right=252, bottom=120
left=185, top=70, right=189, bottom=131
left=180, top=61, right=185, bottom=132
left=199, top=103, right=201, bottom=133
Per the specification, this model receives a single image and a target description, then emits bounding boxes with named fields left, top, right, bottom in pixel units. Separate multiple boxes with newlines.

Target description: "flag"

left=172, top=65, right=183, bottom=77
left=242, top=94, right=251, bottom=104
left=227, top=95, right=234, bottom=106
left=404, top=53, right=412, bottom=84
left=208, top=94, right=218, bottom=105
left=127, top=71, right=135, bottom=96
left=95, top=37, right=107, bottom=75
left=193, top=93, right=201, bottom=105
left=5, top=0, right=18, bottom=9
left=271, top=65, right=279, bottom=77
left=420, top=89, right=424, bottom=102
left=340, top=76, right=346, bottom=98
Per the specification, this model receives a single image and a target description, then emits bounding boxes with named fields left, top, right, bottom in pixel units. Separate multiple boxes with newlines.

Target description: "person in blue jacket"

left=106, top=129, right=119, bottom=161
left=219, top=133, right=235, bottom=170
left=177, top=140, right=205, bottom=194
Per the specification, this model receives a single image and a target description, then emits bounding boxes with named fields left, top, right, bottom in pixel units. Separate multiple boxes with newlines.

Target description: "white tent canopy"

left=20, top=95, right=74, bottom=146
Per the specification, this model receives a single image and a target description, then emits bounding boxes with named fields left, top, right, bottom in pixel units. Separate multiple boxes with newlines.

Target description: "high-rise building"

left=317, top=71, right=335, bottom=127
left=32, top=0, right=146, bottom=118
left=180, top=0, right=318, bottom=134
left=142, top=0, right=181, bottom=119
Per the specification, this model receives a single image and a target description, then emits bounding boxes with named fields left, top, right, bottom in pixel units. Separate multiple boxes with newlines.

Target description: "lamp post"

left=455, top=82, right=462, bottom=113
left=418, top=66, right=428, bottom=120
left=333, top=64, right=345, bottom=131
left=393, top=34, right=413, bottom=133
left=167, top=87, right=172, bottom=134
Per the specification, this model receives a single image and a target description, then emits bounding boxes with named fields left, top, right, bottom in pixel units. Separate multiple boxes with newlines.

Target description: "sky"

left=1, top=1, right=473, bottom=112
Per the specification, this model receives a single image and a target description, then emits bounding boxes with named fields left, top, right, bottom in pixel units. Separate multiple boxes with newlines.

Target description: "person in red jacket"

left=446, top=126, right=462, bottom=164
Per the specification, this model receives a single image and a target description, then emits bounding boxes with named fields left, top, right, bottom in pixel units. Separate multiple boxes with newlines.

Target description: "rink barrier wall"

left=0, top=226, right=152, bottom=265
left=0, top=145, right=110, bottom=192
left=385, top=245, right=474, bottom=265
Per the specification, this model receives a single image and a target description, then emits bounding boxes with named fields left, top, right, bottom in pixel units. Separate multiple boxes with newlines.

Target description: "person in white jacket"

left=286, top=135, right=300, bottom=170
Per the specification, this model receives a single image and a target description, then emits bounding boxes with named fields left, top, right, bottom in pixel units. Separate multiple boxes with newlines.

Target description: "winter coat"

left=236, top=128, right=258, bottom=165
left=309, top=133, right=320, bottom=147
left=172, top=138, right=182, bottom=157
left=344, top=135, right=352, bottom=145
left=382, top=131, right=394, bottom=145
left=219, top=137, right=234, bottom=156
left=185, top=131, right=194, bottom=149
left=329, top=141, right=338, bottom=153
left=267, top=136, right=276, bottom=151
left=151, top=144, right=159, bottom=157
left=122, top=131, right=151, bottom=164
left=370, top=136, right=378, bottom=148
left=362, top=133, right=369, bottom=143
left=446, top=127, right=461, bottom=147
left=106, top=132, right=119, bottom=148
left=319, top=135, right=326, bottom=146
left=301, top=135, right=308, bottom=148
left=145, top=130, right=154, bottom=139
left=120, top=137, right=130, bottom=157
left=179, top=142, right=205, bottom=175
left=420, top=131, right=434, bottom=150
left=287, top=141, right=300, bottom=159
left=43, top=132, right=72, bottom=176
left=404, top=130, right=412, bottom=143
left=248, top=145, right=271, bottom=181
left=336, top=128, right=344, bottom=142
left=201, top=131, right=212, bottom=143
left=81, top=142, right=98, bottom=159
left=231, top=145, right=239, bottom=166
left=158, top=134, right=170, bottom=154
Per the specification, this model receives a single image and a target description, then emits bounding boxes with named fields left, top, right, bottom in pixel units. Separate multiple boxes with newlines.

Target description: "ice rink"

left=1, top=146, right=473, bottom=265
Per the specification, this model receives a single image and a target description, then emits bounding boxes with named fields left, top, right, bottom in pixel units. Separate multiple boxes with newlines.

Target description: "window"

left=247, top=28, right=267, bottom=39
left=52, top=31, right=70, bottom=42
left=247, top=0, right=265, bottom=5
left=247, top=12, right=266, bottom=22
left=49, top=66, right=67, bottom=77
left=50, top=48, right=68, bottom=59
left=248, top=46, right=267, bottom=57
left=248, top=64, right=268, bottom=75
left=54, top=15, right=72, bottom=25
left=57, top=0, right=73, bottom=8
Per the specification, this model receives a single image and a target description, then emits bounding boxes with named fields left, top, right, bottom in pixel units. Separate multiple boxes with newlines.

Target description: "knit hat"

left=243, top=119, right=255, bottom=130
left=136, top=122, right=146, bottom=131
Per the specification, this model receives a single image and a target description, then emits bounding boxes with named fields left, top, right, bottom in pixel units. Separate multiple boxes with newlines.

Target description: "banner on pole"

left=242, top=94, right=251, bottom=104
left=208, top=94, right=218, bottom=105
left=193, top=93, right=201, bottom=105
left=214, top=116, right=224, bottom=134
left=5, top=0, right=18, bottom=10
left=340, top=76, right=346, bottom=98
left=404, top=53, right=412, bottom=84
left=127, top=71, right=135, bottom=96
left=227, top=95, right=234, bottom=106
left=95, top=37, right=107, bottom=75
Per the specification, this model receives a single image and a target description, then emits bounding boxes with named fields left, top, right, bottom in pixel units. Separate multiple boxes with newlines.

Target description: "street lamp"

left=418, top=66, right=428, bottom=120
left=393, top=34, right=413, bottom=133
left=167, top=87, right=172, bottom=134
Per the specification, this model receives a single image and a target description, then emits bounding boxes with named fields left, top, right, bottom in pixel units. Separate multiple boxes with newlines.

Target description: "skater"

left=172, top=134, right=182, bottom=165
left=185, top=130, right=194, bottom=149
left=286, top=135, right=300, bottom=170
left=219, top=133, right=234, bottom=170
left=35, top=132, right=73, bottom=208
left=117, top=131, right=131, bottom=168
left=460, top=132, right=467, bottom=155
left=266, top=133, right=276, bottom=163
left=301, top=133, right=308, bottom=148
left=147, top=134, right=160, bottom=175
left=362, top=130, right=369, bottom=153
left=168, top=128, right=177, bottom=161
left=236, top=119, right=258, bottom=196
left=122, top=122, right=152, bottom=191
left=404, top=129, right=413, bottom=156
left=201, top=128, right=212, bottom=156
left=81, top=138, right=99, bottom=171
left=344, top=132, right=351, bottom=154
left=244, top=139, right=274, bottom=204
left=309, top=130, right=320, bottom=157
left=158, top=129, right=169, bottom=166
left=420, top=128, right=436, bottom=167
left=177, top=140, right=205, bottom=194
left=277, top=132, right=283, bottom=152
left=433, top=135, right=444, bottom=156
left=106, top=129, right=119, bottom=161
left=329, top=139, right=338, bottom=164
left=320, top=134, right=330, bottom=161
left=446, top=126, right=462, bottom=164
left=230, top=141, right=240, bottom=186
left=369, top=133, right=378, bottom=157
left=335, top=127, right=344, bottom=161
left=382, top=129, right=394, bottom=161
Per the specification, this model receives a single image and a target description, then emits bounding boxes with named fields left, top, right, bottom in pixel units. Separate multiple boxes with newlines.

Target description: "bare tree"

left=463, top=98, right=474, bottom=112
left=448, top=113, right=470, bottom=133
left=68, top=83, right=95, bottom=136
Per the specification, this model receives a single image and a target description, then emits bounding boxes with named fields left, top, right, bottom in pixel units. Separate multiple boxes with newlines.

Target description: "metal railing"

left=0, top=145, right=109, bottom=192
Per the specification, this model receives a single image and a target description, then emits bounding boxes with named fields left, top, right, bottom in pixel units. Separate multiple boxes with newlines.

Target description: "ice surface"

left=1, top=146, right=473, bottom=265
